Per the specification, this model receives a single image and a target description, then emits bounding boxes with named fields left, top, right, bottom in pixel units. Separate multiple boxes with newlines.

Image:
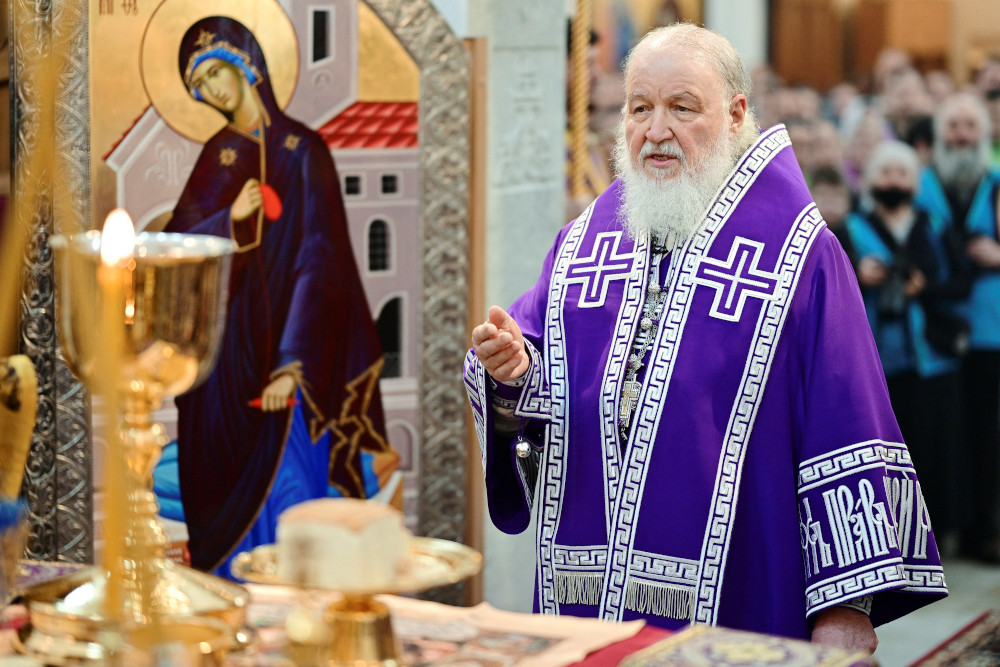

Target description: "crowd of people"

left=580, top=45, right=1000, bottom=564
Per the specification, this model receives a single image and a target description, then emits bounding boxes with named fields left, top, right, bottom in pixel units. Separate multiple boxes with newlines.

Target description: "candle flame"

left=101, top=209, right=135, bottom=267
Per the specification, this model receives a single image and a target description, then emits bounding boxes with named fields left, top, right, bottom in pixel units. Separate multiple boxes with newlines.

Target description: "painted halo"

left=140, top=0, right=299, bottom=143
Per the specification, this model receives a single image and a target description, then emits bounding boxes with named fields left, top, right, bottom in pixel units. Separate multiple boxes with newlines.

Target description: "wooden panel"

left=853, top=1, right=886, bottom=76
left=464, top=36, right=489, bottom=607
left=772, top=0, right=845, bottom=90
left=885, top=0, right=950, bottom=56
left=854, top=0, right=951, bottom=75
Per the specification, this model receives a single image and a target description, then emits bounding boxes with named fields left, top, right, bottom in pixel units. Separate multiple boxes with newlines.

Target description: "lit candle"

left=98, top=209, right=134, bottom=624
left=100, top=209, right=136, bottom=268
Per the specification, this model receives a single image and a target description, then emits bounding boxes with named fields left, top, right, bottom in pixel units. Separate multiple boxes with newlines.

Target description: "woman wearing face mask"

left=846, top=140, right=972, bottom=551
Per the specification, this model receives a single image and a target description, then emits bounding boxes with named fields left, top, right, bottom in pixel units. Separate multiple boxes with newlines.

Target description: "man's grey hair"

left=861, top=140, right=920, bottom=194
left=934, top=92, right=992, bottom=153
left=621, top=23, right=759, bottom=148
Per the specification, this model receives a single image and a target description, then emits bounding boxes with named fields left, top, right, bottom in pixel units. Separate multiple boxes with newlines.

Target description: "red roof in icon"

left=319, top=102, right=419, bottom=149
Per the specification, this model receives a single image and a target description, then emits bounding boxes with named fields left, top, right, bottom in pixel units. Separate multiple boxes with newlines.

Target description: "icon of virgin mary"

left=162, top=15, right=399, bottom=576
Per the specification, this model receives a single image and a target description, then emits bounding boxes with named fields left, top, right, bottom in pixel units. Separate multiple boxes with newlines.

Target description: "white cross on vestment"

left=564, top=232, right=639, bottom=308
left=692, top=237, right=781, bottom=322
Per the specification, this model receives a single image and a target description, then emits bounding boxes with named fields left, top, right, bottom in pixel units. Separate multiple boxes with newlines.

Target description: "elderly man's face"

left=943, top=105, right=984, bottom=149
left=624, top=42, right=742, bottom=181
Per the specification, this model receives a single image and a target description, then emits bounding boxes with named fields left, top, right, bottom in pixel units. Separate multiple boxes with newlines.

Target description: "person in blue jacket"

left=848, top=140, right=972, bottom=550
left=914, top=93, right=1000, bottom=562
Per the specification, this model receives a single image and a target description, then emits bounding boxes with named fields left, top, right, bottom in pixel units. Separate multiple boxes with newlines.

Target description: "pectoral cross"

left=619, top=379, right=642, bottom=431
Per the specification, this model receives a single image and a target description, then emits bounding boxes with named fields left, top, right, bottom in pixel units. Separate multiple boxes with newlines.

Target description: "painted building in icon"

left=104, top=0, right=423, bottom=529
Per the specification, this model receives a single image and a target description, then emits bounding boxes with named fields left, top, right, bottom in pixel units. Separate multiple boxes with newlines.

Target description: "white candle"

left=98, top=209, right=134, bottom=624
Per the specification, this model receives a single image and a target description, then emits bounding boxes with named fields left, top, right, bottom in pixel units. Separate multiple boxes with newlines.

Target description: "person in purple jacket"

left=465, top=24, right=946, bottom=654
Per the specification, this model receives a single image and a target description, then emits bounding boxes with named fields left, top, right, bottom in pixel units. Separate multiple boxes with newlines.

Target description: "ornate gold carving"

left=13, top=0, right=94, bottom=563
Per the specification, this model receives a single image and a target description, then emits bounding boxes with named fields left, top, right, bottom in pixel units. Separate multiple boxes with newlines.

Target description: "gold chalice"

left=18, top=225, right=249, bottom=664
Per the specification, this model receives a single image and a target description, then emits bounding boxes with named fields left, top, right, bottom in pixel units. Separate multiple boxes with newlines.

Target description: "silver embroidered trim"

left=693, top=204, right=825, bottom=625
left=555, top=573, right=604, bottom=606
left=625, top=580, right=694, bottom=620
left=464, top=349, right=489, bottom=470
left=598, top=233, right=647, bottom=535
left=798, top=440, right=912, bottom=492
left=535, top=201, right=595, bottom=615
left=603, top=126, right=794, bottom=622
left=805, top=561, right=945, bottom=614
left=515, top=340, right=550, bottom=420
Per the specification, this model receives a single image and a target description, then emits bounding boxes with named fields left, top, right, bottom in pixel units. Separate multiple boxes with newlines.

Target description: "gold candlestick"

left=18, top=223, right=249, bottom=664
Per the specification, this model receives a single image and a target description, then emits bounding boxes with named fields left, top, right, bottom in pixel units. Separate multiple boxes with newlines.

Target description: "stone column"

left=433, top=0, right=567, bottom=612
left=703, top=0, right=769, bottom=74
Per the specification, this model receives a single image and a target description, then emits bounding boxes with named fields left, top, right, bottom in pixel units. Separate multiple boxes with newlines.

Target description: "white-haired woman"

left=847, top=139, right=972, bottom=549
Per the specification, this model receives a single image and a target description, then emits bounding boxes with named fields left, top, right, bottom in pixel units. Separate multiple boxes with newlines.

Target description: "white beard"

left=934, top=144, right=988, bottom=194
left=613, top=120, right=740, bottom=245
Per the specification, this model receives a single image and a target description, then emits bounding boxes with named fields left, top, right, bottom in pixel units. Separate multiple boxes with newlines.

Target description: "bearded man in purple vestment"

left=465, top=24, right=946, bottom=653
left=163, top=17, right=399, bottom=575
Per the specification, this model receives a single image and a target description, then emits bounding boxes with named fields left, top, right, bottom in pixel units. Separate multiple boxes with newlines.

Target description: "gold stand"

left=324, top=595, right=401, bottom=666
left=234, top=538, right=482, bottom=666
left=17, top=231, right=246, bottom=665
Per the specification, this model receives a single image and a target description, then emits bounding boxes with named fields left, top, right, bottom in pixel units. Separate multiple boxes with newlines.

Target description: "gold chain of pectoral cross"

left=618, top=242, right=676, bottom=442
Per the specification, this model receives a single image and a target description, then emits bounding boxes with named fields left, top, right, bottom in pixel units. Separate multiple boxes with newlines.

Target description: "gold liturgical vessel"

left=19, top=221, right=247, bottom=664
left=233, top=538, right=482, bottom=666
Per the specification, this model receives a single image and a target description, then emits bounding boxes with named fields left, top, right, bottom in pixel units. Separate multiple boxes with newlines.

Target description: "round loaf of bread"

left=276, top=498, right=410, bottom=589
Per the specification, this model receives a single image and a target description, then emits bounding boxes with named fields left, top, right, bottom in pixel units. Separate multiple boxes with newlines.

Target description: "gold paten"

left=233, top=537, right=483, bottom=666
left=16, top=231, right=246, bottom=665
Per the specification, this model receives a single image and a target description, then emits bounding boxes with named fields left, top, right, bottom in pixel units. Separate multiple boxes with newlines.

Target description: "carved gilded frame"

left=13, top=0, right=469, bottom=601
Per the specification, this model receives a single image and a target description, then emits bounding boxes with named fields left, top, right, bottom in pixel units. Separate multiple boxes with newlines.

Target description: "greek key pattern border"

left=552, top=545, right=699, bottom=587
left=901, top=564, right=948, bottom=591
left=630, top=549, right=700, bottom=586
left=798, top=441, right=911, bottom=492
left=554, top=545, right=607, bottom=571
left=694, top=204, right=825, bottom=625
left=514, top=341, right=551, bottom=420
left=804, top=562, right=947, bottom=614
left=806, top=562, right=907, bottom=612
left=463, top=350, right=488, bottom=466
left=600, top=126, right=792, bottom=621
left=597, top=232, right=647, bottom=534
left=536, top=206, right=592, bottom=615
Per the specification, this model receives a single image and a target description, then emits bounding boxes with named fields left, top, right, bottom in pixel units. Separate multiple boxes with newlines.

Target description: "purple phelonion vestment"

left=465, top=126, right=947, bottom=638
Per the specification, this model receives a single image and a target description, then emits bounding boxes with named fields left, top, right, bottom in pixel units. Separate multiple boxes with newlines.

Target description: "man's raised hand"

left=472, top=306, right=529, bottom=382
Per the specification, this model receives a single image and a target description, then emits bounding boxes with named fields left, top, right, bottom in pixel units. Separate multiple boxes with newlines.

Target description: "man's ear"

left=730, top=94, right=748, bottom=132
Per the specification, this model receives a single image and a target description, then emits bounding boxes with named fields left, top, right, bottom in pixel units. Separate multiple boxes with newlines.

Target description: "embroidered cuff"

left=491, top=365, right=530, bottom=411
left=498, top=373, right=527, bottom=388
left=513, top=340, right=552, bottom=420
left=837, top=595, right=873, bottom=617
